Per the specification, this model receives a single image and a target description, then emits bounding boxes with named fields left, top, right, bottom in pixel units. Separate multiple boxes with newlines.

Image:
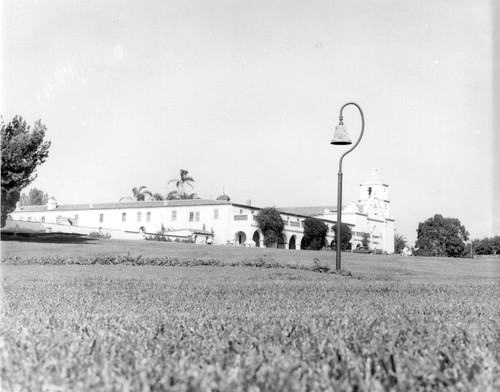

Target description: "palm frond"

left=166, top=190, right=180, bottom=200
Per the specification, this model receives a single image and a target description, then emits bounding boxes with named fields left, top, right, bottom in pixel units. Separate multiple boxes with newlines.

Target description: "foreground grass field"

left=1, top=235, right=500, bottom=391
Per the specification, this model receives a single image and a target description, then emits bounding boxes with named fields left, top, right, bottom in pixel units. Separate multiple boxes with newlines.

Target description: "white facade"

left=9, top=199, right=342, bottom=250
left=277, top=169, right=395, bottom=253
left=8, top=169, right=396, bottom=253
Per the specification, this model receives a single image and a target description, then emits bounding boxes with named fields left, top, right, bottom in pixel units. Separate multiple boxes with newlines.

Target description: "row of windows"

left=99, top=209, right=220, bottom=223
left=23, top=216, right=45, bottom=223
left=117, top=212, right=153, bottom=223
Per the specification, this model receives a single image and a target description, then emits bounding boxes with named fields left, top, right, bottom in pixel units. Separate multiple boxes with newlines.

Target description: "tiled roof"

left=15, top=200, right=346, bottom=222
left=277, top=206, right=339, bottom=216
left=14, top=199, right=231, bottom=213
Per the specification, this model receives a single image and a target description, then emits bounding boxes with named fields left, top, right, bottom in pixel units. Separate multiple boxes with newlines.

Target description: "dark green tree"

left=332, top=223, right=353, bottom=251
left=472, top=236, right=500, bottom=255
left=302, top=217, right=328, bottom=250
left=20, top=188, right=49, bottom=206
left=256, top=207, right=284, bottom=248
left=394, top=232, right=407, bottom=254
left=415, top=214, right=469, bottom=257
left=1, top=116, right=51, bottom=226
left=361, top=232, right=370, bottom=249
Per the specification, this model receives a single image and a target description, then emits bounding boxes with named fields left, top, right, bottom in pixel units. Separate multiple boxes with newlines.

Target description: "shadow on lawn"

left=1, top=232, right=99, bottom=244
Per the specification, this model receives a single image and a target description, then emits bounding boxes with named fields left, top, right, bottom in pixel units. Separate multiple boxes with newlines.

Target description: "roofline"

left=14, top=200, right=367, bottom=226
left=361, top=182, right=389, bottom=187
left=14, top=199, right=232, bottom=212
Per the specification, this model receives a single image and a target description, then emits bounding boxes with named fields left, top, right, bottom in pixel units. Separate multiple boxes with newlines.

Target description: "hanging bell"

left=330, top=122, right=352, bottom=145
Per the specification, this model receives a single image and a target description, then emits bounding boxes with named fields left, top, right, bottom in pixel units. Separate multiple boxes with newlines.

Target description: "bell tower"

left=359, top=168, right=390, bottom=218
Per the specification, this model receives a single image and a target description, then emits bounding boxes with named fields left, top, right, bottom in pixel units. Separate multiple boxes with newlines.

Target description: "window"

left=99, top=214, right=104, bottom=223
left=147, top=212, right=151, bottom=221
left=189, top=212, right=194, bottom=222
left=122, top=213, right=126, bottom=222
left=137, top=212, right=142, bottom=222
left=214, top=208, right=219, bottom=219
left=195, top=211, right=200, bottom=221
left=41, top=216, right=45, bottom=223
left=172, top=210, right=177, bottom=221
left=74, top=215, right=79, bottom=221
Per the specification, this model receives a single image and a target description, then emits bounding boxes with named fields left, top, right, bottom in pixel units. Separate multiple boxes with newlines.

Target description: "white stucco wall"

left=9, top=194, right=396, bottom=252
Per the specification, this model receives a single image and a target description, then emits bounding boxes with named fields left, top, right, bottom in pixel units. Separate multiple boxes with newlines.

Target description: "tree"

left=120, top=186, right=153, bottom=202
left=332, top=223, right=352, bottom=251
left=472, top=236, right=500, bottom=255
left=394, top=232, right=407, bottom=254
left=302, top=217, right=328, bottom=250
left=20, top=188, right=49, bottom=206
left=166, top=190, right=198, bottom=200
left=256, top=207, right=284, bottom=248
left=361, top=232, right=370, bottom=249
left=152, top=192, right=165, bottom=201
left=168, top=169, right=195, bottom=198
left=415, top=214, right=469, bottom=257
left=1, top=116, right=51, bottom=226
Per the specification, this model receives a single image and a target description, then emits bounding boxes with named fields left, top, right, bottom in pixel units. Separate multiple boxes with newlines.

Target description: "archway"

left=252, top=231, right=261, bottom=247
left=235, top=231, right=247, bottom=245
left=289, top=235, right=297, bottom=250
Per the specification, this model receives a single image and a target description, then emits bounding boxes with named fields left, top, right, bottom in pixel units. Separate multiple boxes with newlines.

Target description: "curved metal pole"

left=336, top=103, right=365, bottom=271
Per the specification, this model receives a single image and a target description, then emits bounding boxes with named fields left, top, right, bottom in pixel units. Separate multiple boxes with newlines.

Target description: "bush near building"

left=302, top=217, right=328, bottom=250
left=256, top=207, right=284, bottom=248
left=332, top=223, right=353, bottom=251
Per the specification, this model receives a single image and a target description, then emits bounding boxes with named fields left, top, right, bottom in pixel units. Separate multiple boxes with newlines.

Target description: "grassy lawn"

left=2, top=233, right=498, bottom=279
left=1, top=234, right=499, bottom=391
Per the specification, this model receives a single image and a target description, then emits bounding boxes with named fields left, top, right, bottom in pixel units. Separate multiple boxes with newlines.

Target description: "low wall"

left=2, top=220, right=142, bottom=241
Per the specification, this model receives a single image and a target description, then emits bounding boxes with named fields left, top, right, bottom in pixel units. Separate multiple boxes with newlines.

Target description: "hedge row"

left=1, top=254, right=353, bottom=276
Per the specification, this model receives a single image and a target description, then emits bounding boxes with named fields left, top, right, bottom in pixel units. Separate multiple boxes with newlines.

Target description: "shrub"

left=332, top=223, right=353, bottom=251
left=146, top=230, right=169, bottom=242
left=302, top=218, right=328, bottom=250
left=256, top=207, right=284, bottom=248
left=414, top=248, right=433, bottom=257
left=311, top=257, right=330, bottom=273
left=88, top=231, right=111, bottom=239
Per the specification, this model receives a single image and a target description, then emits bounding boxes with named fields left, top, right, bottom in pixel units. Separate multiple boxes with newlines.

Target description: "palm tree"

left=394, top=232, right=407, bottom=254
left=168, top=169, right=195, bottom=198
left=152, top=193, right=165, bottom=201
left=120, top=186, right=153, bottom=202
left=166, top=190, right=198, bottom=200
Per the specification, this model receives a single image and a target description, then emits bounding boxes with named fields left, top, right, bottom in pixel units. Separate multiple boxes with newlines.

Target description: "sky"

left=1, top=0, right=497, bottom=246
